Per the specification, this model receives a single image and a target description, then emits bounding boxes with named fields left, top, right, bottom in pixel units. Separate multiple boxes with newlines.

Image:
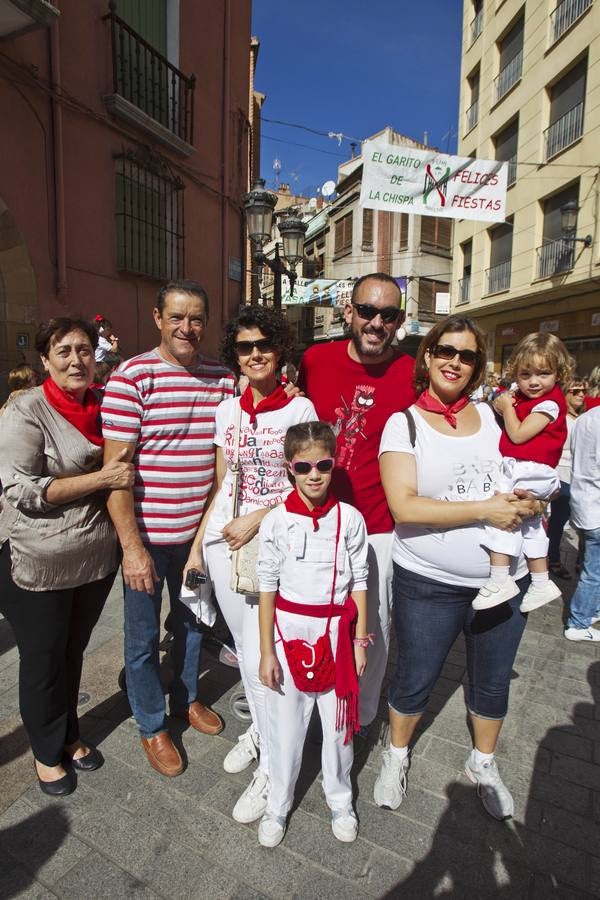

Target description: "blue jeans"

left=547, top=481, right=571, bottom=565
left=124, top=541, right=203, bottom=738
left=389, top=565, right=528, bottom=720
left=567, top=527, right=600, bottom=629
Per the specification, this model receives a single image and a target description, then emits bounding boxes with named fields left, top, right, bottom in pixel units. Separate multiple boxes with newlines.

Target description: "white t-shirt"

left=204, top=396, right=317, bottom=543
left=379, top=402, right=527, bottom=588
left=570, top=407, right=600, bottom=530
left=95, top=334, right=113, bottom=362
left=257, top=501, right=368, bottom=605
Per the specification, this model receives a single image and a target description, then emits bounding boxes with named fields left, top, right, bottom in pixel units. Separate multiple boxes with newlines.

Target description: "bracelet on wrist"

left=353, top=633, right=375, bottom=648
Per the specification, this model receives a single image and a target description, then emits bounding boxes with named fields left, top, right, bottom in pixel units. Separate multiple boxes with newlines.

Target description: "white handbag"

left=229, top=402, right=260, bottom=594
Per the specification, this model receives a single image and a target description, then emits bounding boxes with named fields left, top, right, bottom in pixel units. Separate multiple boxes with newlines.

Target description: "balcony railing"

left=458, top=275, right=471, bottom=303
left=470, top=9, right=484, bottom=44
left=551, top=0, right=592, bottom=44
left=105, top=5, right=195, bottom=145
left=494, top=49, right=523, bottom=102
left=466, top=98, right=479, bottom=133
left=485, top=259, right=511, bottom=294
left=544, top=101, right=584, bottom=160
left=537, top=239, right=575, bottom=278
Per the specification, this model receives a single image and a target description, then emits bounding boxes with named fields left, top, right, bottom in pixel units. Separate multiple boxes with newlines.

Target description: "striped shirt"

left=101, top=350, right=235, bottom=545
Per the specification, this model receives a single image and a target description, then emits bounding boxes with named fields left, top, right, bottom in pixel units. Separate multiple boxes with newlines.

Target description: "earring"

left=395, top=326, right=407, bottom=343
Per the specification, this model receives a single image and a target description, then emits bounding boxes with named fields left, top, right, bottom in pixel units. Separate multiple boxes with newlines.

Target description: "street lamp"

left=560, top=200, right=592, bottom=247
left=242, top=178, right=308, bottom=307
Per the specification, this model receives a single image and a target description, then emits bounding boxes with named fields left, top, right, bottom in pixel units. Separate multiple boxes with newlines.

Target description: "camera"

left=185, top=568, right=207, bottom=590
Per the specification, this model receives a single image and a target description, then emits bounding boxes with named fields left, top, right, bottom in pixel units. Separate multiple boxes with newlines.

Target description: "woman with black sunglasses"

left=374, top=314, right=541, bottom=823
left=183, top=306, right=316, bottom=824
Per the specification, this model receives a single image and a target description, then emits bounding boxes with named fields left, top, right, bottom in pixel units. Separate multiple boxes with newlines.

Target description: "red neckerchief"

left=43, top=378, right=104, bottom=446
left=415, top=390, right=470, bottom=429
left=284, top=487, right=337, bottom=531
left=239, top=383, right=291, bottom=425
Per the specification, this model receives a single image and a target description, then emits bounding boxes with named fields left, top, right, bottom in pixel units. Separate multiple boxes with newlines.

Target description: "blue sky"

left=251, top=0, right=464, bottom=198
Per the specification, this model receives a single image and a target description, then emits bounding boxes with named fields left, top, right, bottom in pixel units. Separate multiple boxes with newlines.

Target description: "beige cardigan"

left=0, top=387, right=119, bottom=590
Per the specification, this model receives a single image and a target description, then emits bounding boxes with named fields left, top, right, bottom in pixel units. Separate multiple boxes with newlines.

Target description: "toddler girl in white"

left=257, top=421, right=369, bottom=847
left=473, top=332, right=571, bottom=613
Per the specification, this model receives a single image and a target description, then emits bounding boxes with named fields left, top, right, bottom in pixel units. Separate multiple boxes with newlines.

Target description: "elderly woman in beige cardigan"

left=0, top=317, right=133, bottom=797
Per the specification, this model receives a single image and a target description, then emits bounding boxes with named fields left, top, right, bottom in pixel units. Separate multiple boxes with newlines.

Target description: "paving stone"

left=283, top=808, right=374, bottom=880
left=0, top=851, right=59, bottom=899
left=347, top=847, right=414, bottom=897
left=527, top=769, right=592, bottom=818
left=0, top=798, right=91, bottom=886
left=551, top=751, right=600, bottom=792
left=589, top=855, right=600, bottom=896
left=530, top=872, right=596, bottom=900
left=538, top=803, right=600, bottom=852
left=52, top=850, right=160, bottom=899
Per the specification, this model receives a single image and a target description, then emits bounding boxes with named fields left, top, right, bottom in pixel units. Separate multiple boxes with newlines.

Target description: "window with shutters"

left=362, top=208, right=374, bottom=250
left=544, top=57, right=586, bottom=160
left=334, top=212, right=353, bottom=258
left=398, top=213, right=409, bottom=250
left=418, top=278, right=448, bottom=322
left=420, top=216, right=453, bottom=254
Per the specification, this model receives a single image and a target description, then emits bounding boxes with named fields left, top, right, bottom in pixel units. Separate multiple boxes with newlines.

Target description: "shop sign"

left=539, top=319, right=559, bottom=333
left=500, top=326, right=516, bottom=337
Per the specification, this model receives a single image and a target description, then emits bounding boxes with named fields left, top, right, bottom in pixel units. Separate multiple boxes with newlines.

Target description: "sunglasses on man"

left=352, top=302, right=401, bottom=324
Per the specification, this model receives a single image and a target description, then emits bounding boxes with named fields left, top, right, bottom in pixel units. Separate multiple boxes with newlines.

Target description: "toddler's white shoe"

left=373, top=749, right=409, bottom=810
left=331, top=809, right=358, bottom=842
left=223, top=727, right=259, bottom=774
left=564, top=626, right=600, bottom=642
left=258, top=813, right=286, bottom=847
left=232, top=770, right=269, bottom=823
left=472, top=578, right=519, bottom=611
left=519, top=580, right=561, bottom=613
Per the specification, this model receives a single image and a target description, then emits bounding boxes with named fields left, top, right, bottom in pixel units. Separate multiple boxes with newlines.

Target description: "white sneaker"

left=464, top=755, right=514, bottom=820
left=223, top=728, right=259, bottom=774
left=331, top=809, right=358, bottom=843
left=472, top=578, right=519, bottom=611
left=564, top=626, right=600, bottom=642
left=257, top=813, right=286, bottom=847
left=520, top=580, right=561, bottom=613
left=232, top=770, right=269, bottom=823
left=373, top=749, right=409, bottom=810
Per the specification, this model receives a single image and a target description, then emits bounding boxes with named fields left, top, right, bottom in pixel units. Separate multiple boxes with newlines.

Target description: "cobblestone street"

left=1, top=531, right=599, bottom=899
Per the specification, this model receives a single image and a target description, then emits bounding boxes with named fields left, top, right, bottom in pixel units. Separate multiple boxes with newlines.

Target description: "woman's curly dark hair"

left=220, top=306, right=296, bottom=377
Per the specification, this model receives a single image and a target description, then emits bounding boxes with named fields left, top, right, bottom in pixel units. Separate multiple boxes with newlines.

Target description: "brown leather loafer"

left=140, top=732, right=183, bottom=777
left=172, top=701, right=224, bottom=735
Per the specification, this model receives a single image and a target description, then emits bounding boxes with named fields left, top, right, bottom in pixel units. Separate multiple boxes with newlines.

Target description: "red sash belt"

left=275, top=593, right=359, bottom=743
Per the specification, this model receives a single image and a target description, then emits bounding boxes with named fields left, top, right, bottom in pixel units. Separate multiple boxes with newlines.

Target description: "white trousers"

left=484, top=458, right=560, bottom=559
left=265, top=611, right=353, bottom=818
left=205, top=539, right=268, bottom=773
left=359, top=531, right=394, bottom=727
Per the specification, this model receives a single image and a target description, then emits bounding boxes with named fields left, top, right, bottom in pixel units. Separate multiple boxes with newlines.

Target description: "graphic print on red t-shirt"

left=334, top=384, right=376, bottom=467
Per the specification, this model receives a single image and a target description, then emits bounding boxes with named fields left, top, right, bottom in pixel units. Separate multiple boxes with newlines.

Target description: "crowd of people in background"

left=0, top=275, right=598, bottom=851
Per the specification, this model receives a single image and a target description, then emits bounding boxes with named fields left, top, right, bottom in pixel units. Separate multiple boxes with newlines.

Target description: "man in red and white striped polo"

left=102, top=281, right=235, bottom=777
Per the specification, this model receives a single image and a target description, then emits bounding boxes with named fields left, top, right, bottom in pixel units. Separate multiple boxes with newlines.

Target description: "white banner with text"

left=360, top=141, right=508, bottom=223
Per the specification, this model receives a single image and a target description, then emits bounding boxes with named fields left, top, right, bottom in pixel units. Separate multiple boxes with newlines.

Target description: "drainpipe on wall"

left=221, top=0, right=231, bottom=325
left=49, top=10, right=67, bottom=302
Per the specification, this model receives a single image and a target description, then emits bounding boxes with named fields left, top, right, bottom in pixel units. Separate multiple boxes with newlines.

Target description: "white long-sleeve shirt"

left=257, top=501, right=368, bottom=606
left=570, top=407, right=600, bottom=530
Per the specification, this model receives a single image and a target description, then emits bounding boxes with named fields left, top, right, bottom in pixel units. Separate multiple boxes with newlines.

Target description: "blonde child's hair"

left=506, top=332, right=575, bottom=391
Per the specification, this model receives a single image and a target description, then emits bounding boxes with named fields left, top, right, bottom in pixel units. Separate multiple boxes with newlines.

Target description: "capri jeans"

left=389, top=565, right=528, bottom=720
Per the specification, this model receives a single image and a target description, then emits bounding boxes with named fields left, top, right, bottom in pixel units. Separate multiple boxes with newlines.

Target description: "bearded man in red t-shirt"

left=298, top=273, right=417, bottom=729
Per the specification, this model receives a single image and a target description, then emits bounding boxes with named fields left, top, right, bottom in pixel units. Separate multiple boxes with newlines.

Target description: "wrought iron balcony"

left=104, top=3, right=195, bottom=150
left=537, top=239, right=575, bottom=278
left=485, top=259, right=511, bottom=294
left=470, top=9, right=483, bottom=44
left=458, top=275, right=471, bottom=304
left=551, top=0, right=592, bottom=44
left=494, top=49, right=523, bottom=103
left=544, top=101, right=584, bottom=160
left=466, top=98, right=479, bottom=133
